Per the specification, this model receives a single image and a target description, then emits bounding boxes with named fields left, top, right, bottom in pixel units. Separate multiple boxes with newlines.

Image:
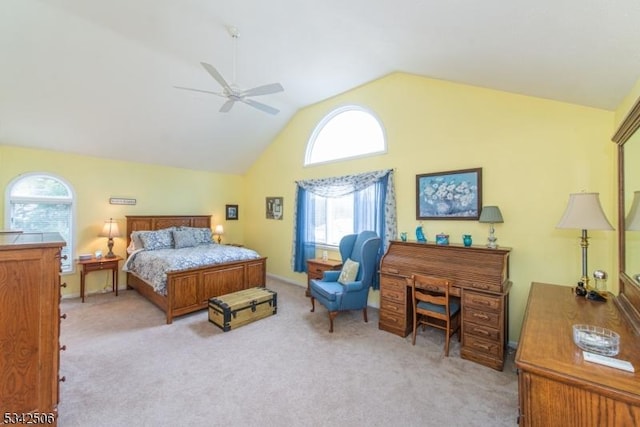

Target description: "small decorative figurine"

left=436, top=233, right=449, bottom=245
left=416, top=224, right=427, bottom=243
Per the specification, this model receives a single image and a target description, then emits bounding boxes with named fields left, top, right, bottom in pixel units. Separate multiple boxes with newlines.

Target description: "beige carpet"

left=58, top=277, right=518, bottom=426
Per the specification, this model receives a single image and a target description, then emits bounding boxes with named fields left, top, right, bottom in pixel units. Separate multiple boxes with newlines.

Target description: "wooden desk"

left=516, top=282, right=640, bottom=426
left=77, top=256, right=122, bottom=302
left=378, top=241, right=511, bottom=370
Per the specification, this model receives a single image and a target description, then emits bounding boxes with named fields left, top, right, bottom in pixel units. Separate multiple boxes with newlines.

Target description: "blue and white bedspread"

left=123, top=244, right=261, bottom=295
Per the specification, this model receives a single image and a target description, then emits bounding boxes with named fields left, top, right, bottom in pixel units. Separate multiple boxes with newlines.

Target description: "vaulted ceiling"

left=2, top=0, right=640, bottom=174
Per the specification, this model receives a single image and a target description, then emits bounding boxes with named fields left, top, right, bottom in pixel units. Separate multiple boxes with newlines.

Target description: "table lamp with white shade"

left=98, top=218, right=121, bottom=258
left=556, top=192, right=614, bottom=287
left=214, top=225, right=224, bottom=244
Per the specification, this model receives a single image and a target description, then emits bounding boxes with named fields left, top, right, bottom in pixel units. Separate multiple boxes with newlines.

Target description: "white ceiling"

left=1, top=0, right=640, bottom=174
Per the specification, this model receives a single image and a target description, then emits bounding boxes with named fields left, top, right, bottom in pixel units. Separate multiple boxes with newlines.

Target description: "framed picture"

left=266, top=197, right=283, bottom=220
left=226, top=204, right=238, bottom=220
left=416, top=167, right=482, bottom=220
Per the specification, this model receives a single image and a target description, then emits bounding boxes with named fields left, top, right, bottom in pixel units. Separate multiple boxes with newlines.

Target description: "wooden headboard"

left=125, top=215, right=211, bottom=247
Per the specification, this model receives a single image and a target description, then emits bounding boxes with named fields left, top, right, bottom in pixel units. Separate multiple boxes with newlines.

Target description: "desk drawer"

left=380, top=298, right=405, bottom=316
left=380, top=274, right=406, bottom=293
left=464, top=307, right=500, bottom=329
left=463, top=291, right=502, bottom=312
left=463, top=333, right=500, bottom=358
left=380, top=287, right=405, bottom=305
left=307, top=270, right=324, bottom=280
left=307, top=263, right=330, bottom=279
left=379, top=310, right=405, bottom=329
left=465, top=322, right=500, bottom=341
left=84, top=261, right=116, bottom=272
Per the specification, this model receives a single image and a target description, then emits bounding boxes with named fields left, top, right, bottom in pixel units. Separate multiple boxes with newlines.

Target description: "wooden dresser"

left=516, top=282, right=640, bottom=426
left=378, top=241, right=511, bottom=370
left=0, top=232, right=66, bottom=426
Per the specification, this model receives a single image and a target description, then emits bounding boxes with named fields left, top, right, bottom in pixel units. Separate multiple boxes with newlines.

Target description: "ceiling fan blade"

left=240, top=82, right=284, bottom=97
left=174, top=86, right=226, bottom=97
left=219, top=99, right=235, bottom=113
left=200, top=62, right=233, bottom=94
left=241, top=98, right=280, bottom=115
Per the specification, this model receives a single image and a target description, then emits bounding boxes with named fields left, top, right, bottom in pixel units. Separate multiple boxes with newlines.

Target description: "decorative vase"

left=400, top=232, right=408, bottom=241
left=416, top=225, right=426, bottom=243
left=463, top=234, right=472, bottom=247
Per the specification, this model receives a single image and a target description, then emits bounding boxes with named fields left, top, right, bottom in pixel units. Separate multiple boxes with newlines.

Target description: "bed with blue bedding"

left=124, top=215, right=267, bottom=324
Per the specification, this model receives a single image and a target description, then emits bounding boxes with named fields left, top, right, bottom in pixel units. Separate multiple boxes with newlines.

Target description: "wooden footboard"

left=125, top=215, right=268, bottom=324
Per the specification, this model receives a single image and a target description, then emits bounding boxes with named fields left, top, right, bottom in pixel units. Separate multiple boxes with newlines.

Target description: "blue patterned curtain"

left=292, top=169, right=397, bottom=289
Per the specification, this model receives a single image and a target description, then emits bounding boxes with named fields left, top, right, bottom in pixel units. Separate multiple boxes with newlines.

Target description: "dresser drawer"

left=463, top=291, right=502, bottom=312
left=464, top=306, right=501, bottom=329
left=463, top=333, right=501, bottom=358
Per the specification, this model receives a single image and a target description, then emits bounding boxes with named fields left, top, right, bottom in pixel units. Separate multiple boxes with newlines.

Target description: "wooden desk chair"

left=407, top=274, right=461, bottom=356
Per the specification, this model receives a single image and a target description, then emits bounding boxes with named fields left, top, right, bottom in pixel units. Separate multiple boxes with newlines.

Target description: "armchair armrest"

left=322, top=270, right=341, bottom=281
left=342, top=281, right=364, bottom=292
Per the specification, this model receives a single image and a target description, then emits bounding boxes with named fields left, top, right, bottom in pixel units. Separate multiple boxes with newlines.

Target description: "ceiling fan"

left=175, top=26, right=284, bottom=115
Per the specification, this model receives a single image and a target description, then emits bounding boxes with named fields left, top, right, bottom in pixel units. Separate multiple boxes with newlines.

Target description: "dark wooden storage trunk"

left=208, top=287, right=277, bottom=331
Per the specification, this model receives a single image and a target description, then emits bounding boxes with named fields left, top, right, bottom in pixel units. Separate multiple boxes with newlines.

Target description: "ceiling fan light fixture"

left=174, top=26, right=283, bottom=115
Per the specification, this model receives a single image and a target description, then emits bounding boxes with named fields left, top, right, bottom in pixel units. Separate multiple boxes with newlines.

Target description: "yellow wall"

left=615, top=77, right=640, bottom=128
left=244, top=72, right=616, bottom=342
left=1, top=72, right=627, bottom=343
left=0, top=145, right=245, bottom=298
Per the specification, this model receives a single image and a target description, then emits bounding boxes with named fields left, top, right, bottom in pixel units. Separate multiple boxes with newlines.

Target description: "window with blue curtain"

left=292, top=169, right=396, bottom=289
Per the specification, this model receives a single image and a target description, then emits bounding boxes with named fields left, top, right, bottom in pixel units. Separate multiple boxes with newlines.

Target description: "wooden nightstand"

left=306, top=258, right=342, bottom=297
left=77, top=256, right=123, bottom=302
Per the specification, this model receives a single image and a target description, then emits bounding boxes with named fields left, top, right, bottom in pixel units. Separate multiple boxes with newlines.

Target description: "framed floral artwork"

left=416, top=168, right=482, bottom=220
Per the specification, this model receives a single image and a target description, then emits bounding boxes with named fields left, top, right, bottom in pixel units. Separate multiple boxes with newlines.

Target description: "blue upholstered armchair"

left=309, top=231, right=381, bottom=332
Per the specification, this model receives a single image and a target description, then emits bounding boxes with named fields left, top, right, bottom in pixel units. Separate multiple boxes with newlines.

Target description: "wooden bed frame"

left=125, top=215, right=267, bottom=324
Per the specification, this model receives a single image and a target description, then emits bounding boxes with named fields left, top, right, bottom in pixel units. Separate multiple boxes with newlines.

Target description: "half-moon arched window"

left=305, top=105, right=386, bottom=166
left=5, top=173, right=75, bottom=272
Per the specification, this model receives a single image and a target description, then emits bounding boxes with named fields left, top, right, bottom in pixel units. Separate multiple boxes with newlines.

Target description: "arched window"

left=305, top=105, right=386, bottom=166
left=5, top=173, right=75, bottom=272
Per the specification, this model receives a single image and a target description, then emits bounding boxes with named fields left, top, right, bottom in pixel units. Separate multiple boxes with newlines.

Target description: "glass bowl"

left=572, top=324, right=620, bottom=356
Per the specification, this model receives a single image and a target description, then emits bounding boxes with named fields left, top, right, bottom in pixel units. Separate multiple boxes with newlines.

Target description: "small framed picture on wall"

left=266, top=197, right=283, bottom=220
left=226, top=204, right=239, bottom=220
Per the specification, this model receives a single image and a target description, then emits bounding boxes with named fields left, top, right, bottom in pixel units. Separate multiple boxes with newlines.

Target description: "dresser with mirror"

left=614, top=95, right=640, bottom=333
left=515, top=95, right=640, bottom=426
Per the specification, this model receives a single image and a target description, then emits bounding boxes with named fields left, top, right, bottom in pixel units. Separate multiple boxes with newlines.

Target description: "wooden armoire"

left=0, top=232, right=66, bottom=425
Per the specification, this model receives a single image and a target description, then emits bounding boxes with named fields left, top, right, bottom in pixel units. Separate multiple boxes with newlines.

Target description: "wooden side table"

left=77, top=256, right=123, bottom=302
left=306, top=258, right=342, bottom=297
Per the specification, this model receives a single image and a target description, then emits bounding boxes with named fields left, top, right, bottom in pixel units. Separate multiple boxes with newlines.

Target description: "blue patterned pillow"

left=139, top=229, right=174, bottom=250
left=172, top=229, right=199, bottom=249
left=178, top=227, right=213, bottom=244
